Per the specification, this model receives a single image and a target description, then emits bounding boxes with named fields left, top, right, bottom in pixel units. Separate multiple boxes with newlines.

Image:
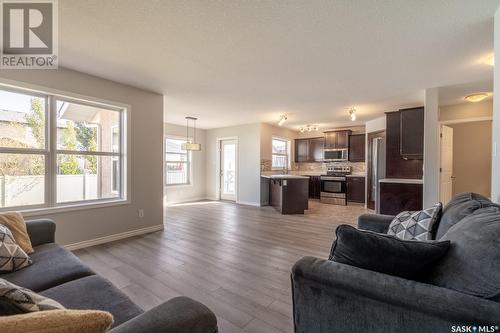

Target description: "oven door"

left=321, top=177, right=346, bottom=194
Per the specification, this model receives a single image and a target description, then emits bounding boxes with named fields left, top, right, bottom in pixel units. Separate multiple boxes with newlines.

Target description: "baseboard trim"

left=236, top=200, right=261, bottom=207
left=64, top=224, right=164, bottom=251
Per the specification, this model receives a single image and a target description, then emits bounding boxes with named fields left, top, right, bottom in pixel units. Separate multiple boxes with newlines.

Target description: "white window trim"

left=271, top=136, right=291, bottom=170
left=165, top=135, right=192, bottom=186
left=0, top=80, right=130, bottom=214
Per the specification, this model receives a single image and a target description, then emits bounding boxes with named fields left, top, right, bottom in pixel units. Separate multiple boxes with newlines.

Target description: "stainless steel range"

left=320, top=166, right=351, bottom=205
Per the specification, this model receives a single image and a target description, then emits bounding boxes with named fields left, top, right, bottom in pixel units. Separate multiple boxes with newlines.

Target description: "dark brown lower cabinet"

left=269, top=178, right=309, bottom=214
left=308, top=176, right=321, bottom=199
left=346, top=176, right=365, bottom=203
left=379, top=182, right=423, bottom=215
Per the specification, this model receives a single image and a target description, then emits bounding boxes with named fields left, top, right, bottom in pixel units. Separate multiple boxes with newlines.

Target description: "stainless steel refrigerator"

left=371, top=136, right=386, bottom=213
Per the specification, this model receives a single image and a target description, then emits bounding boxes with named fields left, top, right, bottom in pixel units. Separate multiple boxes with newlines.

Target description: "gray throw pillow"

left=329, top=224, right=450, bottom=279
left=0, top=224, right=32, bottom=273
left=426, top=206, right=500, bottom=299
left=0, top=278, right=64, bottom=313
left=387, top=203, right=442, bottom=241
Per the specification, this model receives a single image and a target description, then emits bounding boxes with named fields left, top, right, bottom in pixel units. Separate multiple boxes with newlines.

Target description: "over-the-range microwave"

left=323, top=148, right=348, bottom=162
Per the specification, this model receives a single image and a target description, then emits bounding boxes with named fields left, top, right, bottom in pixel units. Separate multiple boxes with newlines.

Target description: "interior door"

left=439, top=125, right=454, bottom=205
left=220, top=139, right=237, bottom=201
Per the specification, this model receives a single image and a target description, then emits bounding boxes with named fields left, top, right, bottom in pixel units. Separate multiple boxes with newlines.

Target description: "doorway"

left=439, top=125, right=454, bottom=205
left=219, top=139, right=238, bottom=201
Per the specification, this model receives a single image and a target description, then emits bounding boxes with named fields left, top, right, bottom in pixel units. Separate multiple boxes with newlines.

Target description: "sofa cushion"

left=436, top=192, right=495, bottom=239
left=1, top=243, right=94, bottom=292
left=41, top=275, right=143, bottom=327
left=329, top=224, right=450, bottom=280
left=0, top=212, right=33, bottom=254
left=426, top=206, right=500, bottom=299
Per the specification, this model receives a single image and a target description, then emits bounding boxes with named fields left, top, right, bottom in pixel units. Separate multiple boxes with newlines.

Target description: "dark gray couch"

left=1, top=219, right=218, bottom=333
left=291, top=193, right=500, bottom=333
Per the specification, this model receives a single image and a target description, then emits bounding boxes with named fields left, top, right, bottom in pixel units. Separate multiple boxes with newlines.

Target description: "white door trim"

left=216, top=137, right=238, bottom=201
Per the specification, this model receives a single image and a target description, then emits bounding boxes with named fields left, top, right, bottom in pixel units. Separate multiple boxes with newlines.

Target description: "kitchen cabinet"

left=295, top=139, right=310, bottom=162
left=385, top=111, right=423, bottom=179
left=379, top=181, right=423, bottom=215
left=294, top=137, right=324, bottom=163
left=400, top=107, right=424, bottom=158
left=347, top=176, right=365, bottom=203
left=324, top=130, right=351, bottom=150
left=348, top=134, right=365, bottom=162
left=308, top=176, right=321, bottom=199
left=267, top=176, right=309, bottom=214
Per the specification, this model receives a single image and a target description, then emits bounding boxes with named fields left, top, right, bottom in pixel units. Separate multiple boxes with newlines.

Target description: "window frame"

left=0, top=82, right=129, bottom=214
left=165, top=136, right=191, bottom=186
left=271, top=137, right=291, bottom=170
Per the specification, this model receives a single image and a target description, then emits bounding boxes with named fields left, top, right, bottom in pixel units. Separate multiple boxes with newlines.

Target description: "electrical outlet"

left=138, top=209, right=144, bottom=218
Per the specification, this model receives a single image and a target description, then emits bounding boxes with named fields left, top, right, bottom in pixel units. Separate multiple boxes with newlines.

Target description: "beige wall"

left=0, top=68, right=164, bottom=246
left=449, top=121, right=492, bottom=198
left=164, top=122, right=207, bottom=204
left=439, top=100, right=492, bottom=122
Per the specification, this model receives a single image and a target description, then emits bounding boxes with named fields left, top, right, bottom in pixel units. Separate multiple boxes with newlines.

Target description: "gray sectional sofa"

left=291, top=193, right=500, bottom=333
left=1, top=219, right=218, bottom=333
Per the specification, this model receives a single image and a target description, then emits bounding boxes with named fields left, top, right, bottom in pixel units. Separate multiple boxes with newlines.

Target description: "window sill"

left=17, top=199, right=130, bottom=218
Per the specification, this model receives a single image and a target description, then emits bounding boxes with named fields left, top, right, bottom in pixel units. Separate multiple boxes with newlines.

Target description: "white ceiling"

left=58, top=0, right=499, bottom=129
left=439, top=79, right=493, bottom=106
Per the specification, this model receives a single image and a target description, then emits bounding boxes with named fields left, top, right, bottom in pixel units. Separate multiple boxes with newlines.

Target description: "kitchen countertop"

left=260, top=174, right=310, bottom=180
left=379, top=178, right=423, bottom=184
left=346, top=173, right=366, bottom=177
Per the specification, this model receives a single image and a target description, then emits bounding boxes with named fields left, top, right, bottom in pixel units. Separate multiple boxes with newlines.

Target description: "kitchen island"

left=261, top=175, right=309, bottom=214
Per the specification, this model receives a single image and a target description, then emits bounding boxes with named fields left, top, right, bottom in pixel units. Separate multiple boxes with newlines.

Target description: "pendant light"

left=181, top=116, right=202, bottom=151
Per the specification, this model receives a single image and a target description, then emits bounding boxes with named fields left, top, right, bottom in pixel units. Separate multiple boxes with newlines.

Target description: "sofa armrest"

left=357, top=213, right=394, bottom=233
left=109, top=296, right=217, bottom=333
left=292, top=257, right=500, bottom=333
left=26, top=219, right=56, bottom=247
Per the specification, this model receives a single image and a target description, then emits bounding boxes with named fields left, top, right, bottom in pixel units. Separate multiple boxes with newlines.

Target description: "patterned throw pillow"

left=0, top=225, right=32, bottom=273
left=0, top=278, right=64, bottom=312
left=387, top=203, right=443, bottom=241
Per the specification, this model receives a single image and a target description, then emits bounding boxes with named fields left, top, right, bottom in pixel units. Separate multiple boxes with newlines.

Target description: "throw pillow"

left=426, top=206, right=500, bottom=299
left=0, top=225, right=32, bottom=273
left=0, top=278, right=64, bottom=313
left=0, top=309, right=113, bottom=333
left=0, top=212, right=33, bottom=254
left=387, top=203, right=442, bottom=241
left=329, top=224, right=450, bottom=279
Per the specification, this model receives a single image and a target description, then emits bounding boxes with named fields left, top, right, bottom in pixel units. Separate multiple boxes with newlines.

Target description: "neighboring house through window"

left=165, top=137, right=190, bottom=185
left=272, top=137, right=290, bottom=170
left=0, top=85, right=127, bottom=211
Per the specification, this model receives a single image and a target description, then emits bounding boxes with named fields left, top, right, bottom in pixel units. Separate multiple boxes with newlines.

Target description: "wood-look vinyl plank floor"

left=74, top=200, right=369, bottom=333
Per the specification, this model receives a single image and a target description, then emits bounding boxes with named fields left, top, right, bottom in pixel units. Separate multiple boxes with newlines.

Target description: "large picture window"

left=0, top=85, right=126, bottom=211
left=272, top=137, right=290, bottom=169
left=165, top=137, right=190, bottom=185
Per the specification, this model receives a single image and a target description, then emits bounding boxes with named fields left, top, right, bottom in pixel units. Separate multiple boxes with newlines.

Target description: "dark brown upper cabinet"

left=294, top=137, right=324, bottom=163
left=400, top=107, right=424, bottom=159
left=385, top=110, right=423, bottom=179
left=348, top=134, right=365, bottom=162
left=324, top=130, right=351, bottom=149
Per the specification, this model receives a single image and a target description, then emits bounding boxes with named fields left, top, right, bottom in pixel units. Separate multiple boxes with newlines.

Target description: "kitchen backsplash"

left=260, top=159, right=365, bottom=174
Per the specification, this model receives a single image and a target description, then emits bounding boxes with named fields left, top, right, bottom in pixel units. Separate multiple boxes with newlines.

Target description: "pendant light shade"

left=182, top=116, right=202, bottom=151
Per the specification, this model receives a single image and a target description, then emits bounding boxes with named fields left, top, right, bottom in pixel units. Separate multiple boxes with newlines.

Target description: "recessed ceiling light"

left=464, top=92, right=490, bottom=103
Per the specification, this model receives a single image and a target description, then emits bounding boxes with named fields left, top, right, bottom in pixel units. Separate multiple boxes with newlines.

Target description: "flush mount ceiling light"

left=299, top=125, right=319, bottom=133
left=181, top=116, right=202, bottom=151
left=484, top=54, right=494, bottom=66
left=348, top=108, right=356, bottom=121
left=278, top=114, right=288, bottom=126
left=464, top=92, right=490, bottom=103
